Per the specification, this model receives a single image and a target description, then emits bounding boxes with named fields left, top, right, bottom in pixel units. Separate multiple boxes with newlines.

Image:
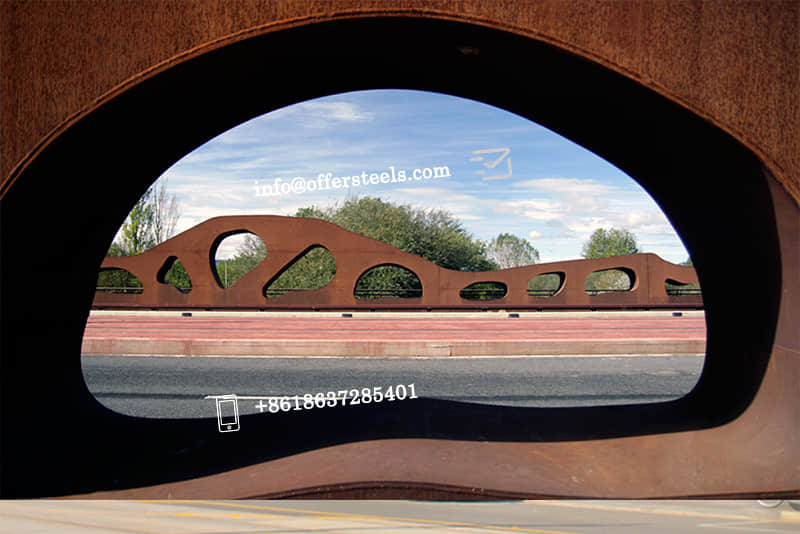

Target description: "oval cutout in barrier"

left=459, top=281, right=508, bottom=300
left=585, top=268, right=635, bottom=295
left=527, top=273, right=564, bottom=297
left=355, top=264, right=422, bottom=299
left=157, top=256, right=192, bottom=294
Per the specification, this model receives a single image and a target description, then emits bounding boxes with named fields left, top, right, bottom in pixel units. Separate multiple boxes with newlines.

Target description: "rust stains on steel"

left=92, top=215, right=702, bottom=310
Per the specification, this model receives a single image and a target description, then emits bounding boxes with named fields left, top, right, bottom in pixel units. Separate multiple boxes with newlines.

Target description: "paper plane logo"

left=470, top=148, right=512, bottom=180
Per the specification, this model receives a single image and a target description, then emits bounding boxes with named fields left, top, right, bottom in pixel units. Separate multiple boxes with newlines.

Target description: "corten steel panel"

left=2, top=1, right=798, bottom=202
left=1, top=2, right=798, bottom=499
left=92, top=215, right=702, bottom=310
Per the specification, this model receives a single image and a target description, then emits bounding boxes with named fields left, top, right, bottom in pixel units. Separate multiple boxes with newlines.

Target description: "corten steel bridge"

left=93, top=215, right=702, bottom=311
left=1, top=1, right=798, bottom=500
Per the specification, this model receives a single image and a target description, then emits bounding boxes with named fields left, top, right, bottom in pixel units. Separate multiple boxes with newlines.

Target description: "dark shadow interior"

left=0, top=16, right=781, bottom=497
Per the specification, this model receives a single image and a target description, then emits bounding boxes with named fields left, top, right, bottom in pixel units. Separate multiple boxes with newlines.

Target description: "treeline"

left=97, top=181, right=186, bottom=292
left=220, top=197, right=540, bottom=299
left=99, top=192, right=697, bottom=298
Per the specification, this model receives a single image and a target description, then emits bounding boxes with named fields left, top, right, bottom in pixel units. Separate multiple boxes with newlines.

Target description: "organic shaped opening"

left=211, top=231, right=266, bottom=288
left=156, top=256, right=193, bottom=294
left=354, top=264, right=422, bottom=299
left=527, top=273, right=564, bottom=297
left=84, top=89, right=706, bottom=423
left=585, top=268, right=634, bottom=295
left=665, top=279, right=702, bottom=296
left=460, top=281, right=508, bottom=300
left=96, top=268, right=143, bottom=294
left=265, top=246, right=336, bottom=298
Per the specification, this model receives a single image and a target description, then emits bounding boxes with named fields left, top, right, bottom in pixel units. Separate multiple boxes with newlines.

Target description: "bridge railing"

left=92, top=215, right=703, bottom=311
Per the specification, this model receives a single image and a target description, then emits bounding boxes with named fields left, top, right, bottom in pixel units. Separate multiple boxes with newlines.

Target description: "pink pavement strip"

left=81, top=314, right=707, bottom=357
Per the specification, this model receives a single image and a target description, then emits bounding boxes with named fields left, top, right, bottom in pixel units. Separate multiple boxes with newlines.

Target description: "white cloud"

left=514, top=177, right=619, bottom=196
left=214, top=233, right=255, bottom=260
left=496, top=199, right=565, bottom=221
left=487, top=178, right=687, bottom=263
left=267, top=101, right=374, bottom=128
left=170, top=182, right=251, bottom=204
left=564, top=218, right=608, bottom=237
left=393, top=187, right=477, bottom=204
left=299, top=101, right=374, bottom=122
left=388, top=187, right=487, bottom=221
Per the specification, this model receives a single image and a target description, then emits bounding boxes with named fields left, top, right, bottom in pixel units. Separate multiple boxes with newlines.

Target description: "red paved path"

left=82, top=314, right=706, bottom=357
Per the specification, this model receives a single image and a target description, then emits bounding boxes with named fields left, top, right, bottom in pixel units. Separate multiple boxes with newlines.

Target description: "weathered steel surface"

left=2, top=2, right=798, bottom=203
left=1, top=1, right=797, bottom=500
left=93, top=215, right=701, bottom=310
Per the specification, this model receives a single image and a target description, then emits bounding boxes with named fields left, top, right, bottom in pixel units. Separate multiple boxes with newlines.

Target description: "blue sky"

left=152, top=89, right=690, bottom=263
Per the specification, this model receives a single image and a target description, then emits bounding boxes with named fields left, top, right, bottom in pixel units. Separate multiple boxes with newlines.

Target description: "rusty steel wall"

left=2, top=1, right=798, bottom=203
left=1, top=1, right=798, bottom=500
left=93, top=215, right=702, bottom=310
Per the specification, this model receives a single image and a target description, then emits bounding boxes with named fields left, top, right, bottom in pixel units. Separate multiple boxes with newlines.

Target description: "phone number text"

left=255, top=383, right=418, bottom=413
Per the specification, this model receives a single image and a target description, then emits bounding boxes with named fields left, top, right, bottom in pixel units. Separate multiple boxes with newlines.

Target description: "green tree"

left=227, top=196, right=497, bottom=296
left=460, top=281, right=507, bottom=301
left=581, top=228, right=640, bottom=259
left=268, top=247, right=336, bottom=296
left=96, top=267, right=143, bottom=293
left=163, top=259, right=192, bottom=292
left=223, top=234, right=266, bottom=288
left=355, top=265, right=421, bottom=299
left=111, top=179, right=181, bottom=256
left=486, top=233, right=539, bottom=268
left=581, top=227, right=639, bottom=292
left=215, top=235, right=267, bottom=289
left=527, top=273, right=563, bottom=296
left=151, top=179, right=181, bottom=244
left=321, top=197, right=496, bottom=295
left=323, top=197, right=496, bottom=273
left=218, top=235, right=336, bottom=293
left=98, top=180, right=183, bottom=291
left=116, top=187, right=156, bottom=256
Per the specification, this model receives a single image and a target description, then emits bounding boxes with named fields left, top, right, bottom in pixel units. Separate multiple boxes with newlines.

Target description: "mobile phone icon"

left=215, top=394, right=240, bottom=432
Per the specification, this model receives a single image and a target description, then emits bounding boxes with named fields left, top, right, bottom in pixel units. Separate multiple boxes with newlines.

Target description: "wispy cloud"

left=126, top=90, right=690, bottom=265
left=299, top=101, right=374, bottom=122
left=514, top=177, right=619, bottom=196
left=267, top=100, right=374, bottom=127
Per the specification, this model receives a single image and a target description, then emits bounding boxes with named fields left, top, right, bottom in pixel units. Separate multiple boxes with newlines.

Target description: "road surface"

left=82, top=354, right=705, bottom=418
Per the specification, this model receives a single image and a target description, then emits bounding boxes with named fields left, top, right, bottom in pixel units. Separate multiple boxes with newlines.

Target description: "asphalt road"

left=82, top=354, right=705, bottom=419
left=2, top=499, right=798, bottom=533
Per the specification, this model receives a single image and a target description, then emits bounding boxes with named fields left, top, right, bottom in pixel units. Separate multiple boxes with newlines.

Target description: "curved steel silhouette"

left=94, top=215, right=702, bottom=310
